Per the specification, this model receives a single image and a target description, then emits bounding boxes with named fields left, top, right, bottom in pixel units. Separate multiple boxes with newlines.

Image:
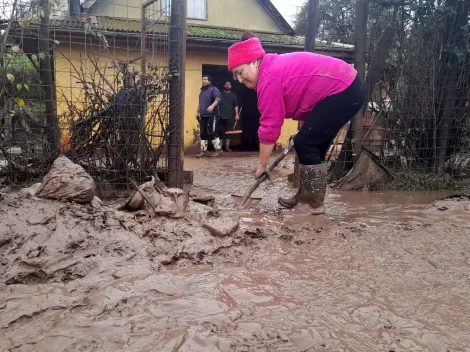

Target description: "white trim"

left=82, top=0, right=97, bottom=9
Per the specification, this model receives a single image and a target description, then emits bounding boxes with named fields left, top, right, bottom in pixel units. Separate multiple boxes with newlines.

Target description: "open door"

left=202, top=64, right=260, bottom=151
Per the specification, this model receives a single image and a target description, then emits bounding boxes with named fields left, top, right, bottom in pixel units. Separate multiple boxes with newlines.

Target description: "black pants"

left=294, top=75, right=365, bottom=165
left=200, top=115, right=218, bottom=141
left=217, top=118, right=231, bottom=140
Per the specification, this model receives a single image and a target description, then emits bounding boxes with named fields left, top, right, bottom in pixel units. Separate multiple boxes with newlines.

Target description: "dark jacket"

left=220, top=91, right=238, bottom=119
left=199, top=84, right=221, bottom=117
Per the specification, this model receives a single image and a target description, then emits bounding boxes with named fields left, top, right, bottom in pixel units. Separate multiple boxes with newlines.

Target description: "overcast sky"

left=1, top=0, right=306, bottom=26
left=270, top=0, right=306, bottom=26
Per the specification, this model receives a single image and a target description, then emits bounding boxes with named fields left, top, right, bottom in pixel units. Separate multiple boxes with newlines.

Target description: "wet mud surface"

left=1, top=154, right=470, bottom=351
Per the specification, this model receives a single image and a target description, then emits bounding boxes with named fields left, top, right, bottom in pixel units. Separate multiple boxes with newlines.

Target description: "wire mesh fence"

left=0, top=0, right=182, bottom=191
left=1, top=0, right=469, bottom=193
left=297, top=0, right=470, bottom=187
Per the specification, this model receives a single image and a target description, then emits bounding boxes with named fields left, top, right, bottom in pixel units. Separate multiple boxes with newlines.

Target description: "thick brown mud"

left=1, top=154, right=470, bottom=351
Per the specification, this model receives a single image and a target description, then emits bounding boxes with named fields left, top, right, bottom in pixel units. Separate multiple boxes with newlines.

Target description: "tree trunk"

left=365, top=25, right=394, bottom=102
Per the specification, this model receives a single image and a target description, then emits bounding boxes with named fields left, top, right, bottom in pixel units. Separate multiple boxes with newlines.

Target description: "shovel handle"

left=240, top=136, right=295, bottom=206
left=267, top=136, right=294, bottom=173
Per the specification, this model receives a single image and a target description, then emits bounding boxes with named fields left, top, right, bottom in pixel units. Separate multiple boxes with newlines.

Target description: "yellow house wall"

left=183, top=49, right=297, bottom=151
left=55, top=44, right=297, bottom=152
left=54, top=44, right=148, bottom=150
left=88, top=0, right=283, bottom=33
left=190, top=0, right=281, bottom=32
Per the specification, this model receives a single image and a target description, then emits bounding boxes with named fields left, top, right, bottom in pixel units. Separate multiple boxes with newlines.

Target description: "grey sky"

left=270, top=0, right=305, bottom=26
left=1, top=0, right=306, bottom=26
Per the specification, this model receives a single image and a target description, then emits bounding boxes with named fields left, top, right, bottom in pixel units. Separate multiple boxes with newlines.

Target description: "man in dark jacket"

left=218, top=81, right=239, bottom=152
left=196, top=75, right=222, bottom=157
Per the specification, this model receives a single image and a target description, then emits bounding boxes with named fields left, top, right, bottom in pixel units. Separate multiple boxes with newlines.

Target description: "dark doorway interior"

left=202, top=64, right=260, bottom=151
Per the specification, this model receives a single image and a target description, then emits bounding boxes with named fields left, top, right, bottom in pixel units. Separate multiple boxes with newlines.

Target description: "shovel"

left=232, top=135, right=295, bottom=208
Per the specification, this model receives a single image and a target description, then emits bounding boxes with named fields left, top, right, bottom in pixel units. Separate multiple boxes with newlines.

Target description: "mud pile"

left=0, top=188, right=315, bottom=351
left=35, top=156, right=97, bottom=204
left=1, top=195, right=231, bottom=286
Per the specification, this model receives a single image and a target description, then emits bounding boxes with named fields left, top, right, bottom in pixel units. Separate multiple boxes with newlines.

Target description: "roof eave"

left=257, top=0, right=296, bottom=36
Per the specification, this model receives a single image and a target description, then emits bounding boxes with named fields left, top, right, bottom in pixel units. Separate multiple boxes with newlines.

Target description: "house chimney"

left=69, top=0, right=81, bottom=17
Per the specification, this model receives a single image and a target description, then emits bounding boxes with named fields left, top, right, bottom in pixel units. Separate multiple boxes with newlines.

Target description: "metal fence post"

left=168, top=0, right=186, bottom=188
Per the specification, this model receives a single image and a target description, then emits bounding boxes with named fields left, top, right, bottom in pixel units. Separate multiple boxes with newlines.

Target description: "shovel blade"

left=231, top=194, right=262, bottom=208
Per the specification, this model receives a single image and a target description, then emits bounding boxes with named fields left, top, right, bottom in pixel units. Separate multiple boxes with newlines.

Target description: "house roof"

left=255, top=0, right=295, bottom=35
left=3, top=15, right=354, bottom=61
left=36, top=16, right=353, bottom=52
left=97, top=16, right=301, bottom=45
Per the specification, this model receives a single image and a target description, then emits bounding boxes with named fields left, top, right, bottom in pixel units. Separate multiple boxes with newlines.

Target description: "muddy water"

left=1, top=154, right=470, bottom=351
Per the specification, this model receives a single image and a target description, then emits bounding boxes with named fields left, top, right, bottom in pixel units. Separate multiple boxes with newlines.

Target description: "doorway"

left=202, top=64, right=260, bottom=151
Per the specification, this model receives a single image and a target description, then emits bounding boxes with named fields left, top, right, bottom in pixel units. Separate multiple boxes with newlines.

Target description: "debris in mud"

left=20, top=182, right=42, bottom=198
left=438, top=192, right=470, bottom=201
left=161, top=188, right=189, bottom=218
left=191, top=195, right=216, bottom=206
left=120, top=177, right=160, bottom=210
left=245, top=228, right=269, bottom=240
left=163, top=188, right=189, bottom=210
left=203, top=217, right=239, bottom=238
left=120, top=177, right=189, bottom=218
left=279, top=233, right=294, bottom=243
left=334, top=148, right=395, bottom=191
left=206, top=208, right=220, bottom=217
left=432, top=192, right=470, bottom=213
left=0, top=193, right=242, bottom=286
left=91, top=196, right=102, bottom=209
left=27, top=211, right=56, bottom=225
left=36, top=156, right=96, bottom=203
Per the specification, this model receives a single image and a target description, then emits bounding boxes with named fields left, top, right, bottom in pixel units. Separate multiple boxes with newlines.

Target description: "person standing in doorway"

left=197, top=75, right=222, bottom=157
left=218, top=81, right=240, bottom=151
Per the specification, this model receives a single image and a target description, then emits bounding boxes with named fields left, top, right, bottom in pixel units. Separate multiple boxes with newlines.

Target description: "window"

left=161, top=0, right=171, bottom=16
left=161, top=0, right=207, bottom=20
left=187, top=0, right=207, bottom=19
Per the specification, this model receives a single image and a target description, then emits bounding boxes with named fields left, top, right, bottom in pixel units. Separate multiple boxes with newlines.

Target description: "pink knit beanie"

left=228, top=37, right=266, bottom=71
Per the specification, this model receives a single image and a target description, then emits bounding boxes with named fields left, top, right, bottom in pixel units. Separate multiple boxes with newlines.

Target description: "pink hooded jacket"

left=256, top=52, right=357, bottom=145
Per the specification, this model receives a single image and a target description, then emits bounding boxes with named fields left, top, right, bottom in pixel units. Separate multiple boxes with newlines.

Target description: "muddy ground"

left=1, top=154, right=470, bottom=352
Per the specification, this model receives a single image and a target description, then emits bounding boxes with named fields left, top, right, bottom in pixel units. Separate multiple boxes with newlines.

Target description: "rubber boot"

left=196, top=140, right=208, bottom=158
left=278, top=162, right=328, bottom=214
left=210, top=138, right=222, bottom=157
left=224, top=139, right=232, bottom=152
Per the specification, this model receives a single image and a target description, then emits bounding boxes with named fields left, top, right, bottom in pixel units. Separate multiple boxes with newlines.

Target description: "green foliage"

left=371, top=172, right=463, bottom=191
left=293, top=0, right=354, bottom=42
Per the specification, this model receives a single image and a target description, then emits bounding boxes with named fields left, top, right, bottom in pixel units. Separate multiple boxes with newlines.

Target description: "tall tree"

left=294, top=0, right=355, bottom=42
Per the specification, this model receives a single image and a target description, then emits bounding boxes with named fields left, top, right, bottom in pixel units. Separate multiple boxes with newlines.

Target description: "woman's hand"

left=255, top=164, right=270, bottom=180
left=255, top=143, right=275, bottom=179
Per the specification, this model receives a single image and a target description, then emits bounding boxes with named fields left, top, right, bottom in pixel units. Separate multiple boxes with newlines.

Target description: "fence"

left=297, top=0, right=470, bottom=186
left=1, top=0, right=469, bottom=193
left=0, top=0, right=184, bottom=191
